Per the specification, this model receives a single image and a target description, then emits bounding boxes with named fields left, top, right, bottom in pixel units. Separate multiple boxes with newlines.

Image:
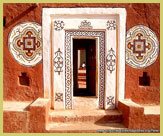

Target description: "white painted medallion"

left=126, top=25, right=159, bottom=69
left=8, top=22, right=42, bottom=67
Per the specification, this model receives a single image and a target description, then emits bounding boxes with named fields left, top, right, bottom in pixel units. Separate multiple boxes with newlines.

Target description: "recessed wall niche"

left=139, top=72, right=150, bottom=86
left=19, top=72, right=30, bottom=86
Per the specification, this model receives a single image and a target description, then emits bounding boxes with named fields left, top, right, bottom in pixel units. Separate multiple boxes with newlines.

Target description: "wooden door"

left=73, top=40, right=79, bottom=92
left=86, top=40, right=96, bottom=96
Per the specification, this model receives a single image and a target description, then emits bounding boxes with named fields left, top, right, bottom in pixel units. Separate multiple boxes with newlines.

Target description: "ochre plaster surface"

left=3, top=99, right=159, bottom=133
left=118, top=100, right=160, bottom=130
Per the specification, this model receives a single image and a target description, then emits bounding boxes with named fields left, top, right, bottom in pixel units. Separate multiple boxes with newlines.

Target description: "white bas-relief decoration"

left=8, top=22, right=42, bottom=67
left=107, top=96, right=115, bottom=106
left=107, top=19, right=116, bottom=30
left=54, top=20, right=65, bottom=31
left=53, top=48, right=63, bottom=75
left=126, top=25, right=159, bottom=69
left=55, top=93, right=63, bottom=102
left=106, top=48, right=116, bottom=73
left=78, top=20, right=93, bottom=29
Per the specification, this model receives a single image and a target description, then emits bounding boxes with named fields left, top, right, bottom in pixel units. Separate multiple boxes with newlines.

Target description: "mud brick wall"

left=3, top=3, right=160, bottom=104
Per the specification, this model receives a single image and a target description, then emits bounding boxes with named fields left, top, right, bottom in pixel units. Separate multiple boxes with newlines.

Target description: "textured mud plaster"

left=3, top=3, right=160, bottom=105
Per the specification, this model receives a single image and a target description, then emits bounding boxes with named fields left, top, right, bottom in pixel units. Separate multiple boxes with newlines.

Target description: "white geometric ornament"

left=8, top=22, right=42, bottom=67
left=106, top=48, right=116, bottom=73
left=107, top=19, right=116, bottom=30
left=78, top=20, right=93, bottom=29
left=126, top=25, right=159, bottom=69
left=54, top=20, right=65, bottom=31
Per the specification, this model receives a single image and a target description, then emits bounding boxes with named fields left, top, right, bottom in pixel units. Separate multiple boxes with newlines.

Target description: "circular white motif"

left=8, top=22, right=42, bottom=67
left=126, top=25, right=159, bottom=69
left=54, top=20, right=64, bottom=31
left=106, top=20, right=116, bottom=30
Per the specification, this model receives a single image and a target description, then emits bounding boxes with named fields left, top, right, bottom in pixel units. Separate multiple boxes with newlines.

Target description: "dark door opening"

left=73, top=39, right=96, bottom=96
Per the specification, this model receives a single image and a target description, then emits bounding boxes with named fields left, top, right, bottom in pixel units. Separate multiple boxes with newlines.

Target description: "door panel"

left=86, top=40, right=96, bottom=96
left=73, top=43, right=78, bottom=91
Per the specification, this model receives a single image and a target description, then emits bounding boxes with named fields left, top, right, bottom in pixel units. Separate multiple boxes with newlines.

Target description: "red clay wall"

left=3, top=3, right=160, bottom=104
left=3, top=110, right=29, bottom=133
left=118, top=100, right=160, bottom=130
left=125, top=4, right=160, bottom=105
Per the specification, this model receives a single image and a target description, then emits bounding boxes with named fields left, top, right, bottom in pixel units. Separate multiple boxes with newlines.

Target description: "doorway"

left=43, top=8, right=126, bottom=109
left=73, top=39, right=96, bottom=97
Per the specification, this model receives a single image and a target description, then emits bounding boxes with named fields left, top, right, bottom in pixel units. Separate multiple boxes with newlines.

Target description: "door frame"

left=65, top=30, right=105, bottom=109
